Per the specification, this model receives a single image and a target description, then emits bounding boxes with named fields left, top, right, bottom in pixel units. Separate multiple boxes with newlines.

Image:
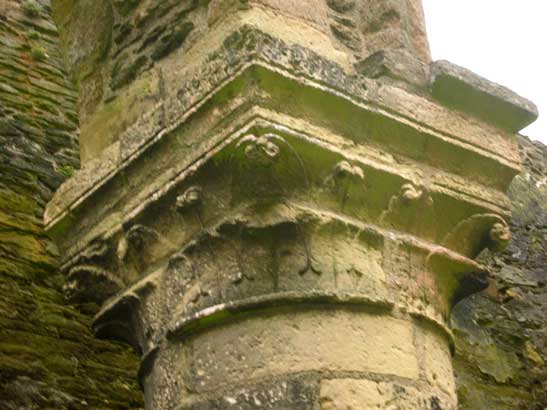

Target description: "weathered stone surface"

left=34, top=1, right=543, bottom=410
left=145, top=308, right=457, bottom=409
left=176, top=376, right=318, bottom=410
left=421, top=324, right=458, bottom=402
left=451, top=135, right=547, bottom=410
left=356, top=0, right=431, bottom=62
left=0, top=1, right=143, bottom=409
left=186, top=310, right=420, bottom=387
left=430, top=60, right=539, bottom=132
left=355, top=48, right=429, bottom=87
left=44, top=0, right=471, bottom=170
left=2, top=1, right=545, bottom=409
left=320, top=378, right=455, bottom=410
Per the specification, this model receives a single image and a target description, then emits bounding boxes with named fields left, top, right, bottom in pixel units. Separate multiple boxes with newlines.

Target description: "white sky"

left=422, top=0, right=546, bottom=144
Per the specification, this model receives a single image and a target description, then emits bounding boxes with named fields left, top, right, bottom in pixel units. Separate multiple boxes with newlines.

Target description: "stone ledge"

left=165, top=293, right=395, bottom=341
left=430, top=60, right=538, bottom=132
left=44, top=63, right=520, bottom=234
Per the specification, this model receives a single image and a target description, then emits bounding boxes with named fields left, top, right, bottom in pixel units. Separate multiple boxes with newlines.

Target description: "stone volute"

left=46, top=1, right=537, bottom=409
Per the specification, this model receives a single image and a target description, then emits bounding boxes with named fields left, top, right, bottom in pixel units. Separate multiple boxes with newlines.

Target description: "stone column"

left=46, top=1, right=537, bottom=409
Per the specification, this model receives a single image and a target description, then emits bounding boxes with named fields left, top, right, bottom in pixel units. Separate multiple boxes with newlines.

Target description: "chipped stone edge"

left=430, top=60, right=539, bottom=131
left=55, top=114, right=513, bottom=270
left=44, top=61, right=521, bottom=232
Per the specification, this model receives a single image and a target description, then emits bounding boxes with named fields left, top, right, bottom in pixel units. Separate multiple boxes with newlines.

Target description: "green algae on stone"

left=113, top=0, right=142, bottom=17
left=452, top=135, right=547, bottom=410
left=30, top=46, right=48, bottom=61
left=0, top=1, right=144, bottom=409
left=110, top=54, right=149, bottom=90
left=22, top=0, right=42, bottom=17
left=27, top=29, right=41, bottom=40
left=151, top=21, right=194, bottom=61
left=58, top=164, right=75, bottom=178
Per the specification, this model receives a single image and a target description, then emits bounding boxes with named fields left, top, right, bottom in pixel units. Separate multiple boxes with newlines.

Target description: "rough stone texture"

left=186, top=310, right=420, bottom=387
left=320, top=378, right=454, bottom=410
left=1, top=1, right=545, bottom=410
left=0, top=1, right=143, bottom=409
left=42, top=2, right=524, bottom=410
left=43, top=1, right=540, bottom=409
left=49, top=0, right=433, bottom=164
left=175, top=376, right=319, bottom=410
left=452, top=135, right=547, bottom=410
left=430, top=60, right=539, bottom=133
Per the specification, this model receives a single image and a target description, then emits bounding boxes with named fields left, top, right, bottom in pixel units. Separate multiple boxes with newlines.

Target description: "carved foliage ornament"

left=229, top=133, right=308, bottom=200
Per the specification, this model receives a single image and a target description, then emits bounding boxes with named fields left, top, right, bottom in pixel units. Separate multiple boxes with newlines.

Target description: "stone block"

left=185, top=310, right=420, bottom=392
left=430, top=60, right=538, bottom=132
left=422, top=327, right=457, bottom=402
left=355, top=49, right=429, bottom=87
left=175, top=377, right=317, bottom=410
left=320, top=378, right=457, bottom=410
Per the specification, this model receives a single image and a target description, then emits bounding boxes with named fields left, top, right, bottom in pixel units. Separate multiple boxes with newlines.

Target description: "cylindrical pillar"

left=47, top=0, right=531, bottom=409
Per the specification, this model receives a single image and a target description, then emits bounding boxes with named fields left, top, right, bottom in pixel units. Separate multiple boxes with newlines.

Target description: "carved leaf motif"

left=327, top=160, right=366, bottom=209
left=93, top=275, right=158, bottom=356
left=229, top=133, right=309, bottom=202
left=380, top=182, right=436, bottom=240
left=176, top=186, right=202, bottom=212
left=441, top=214, right=511, bottom=258
left=64, top=238, right=118, bottom=303
left=425, top=248, right=489, bottom=312
left=71, top=239, right=110, bottom=265
left=65, top=264, right=123, bottom=304
left=126, top=224, right=160, bottom=249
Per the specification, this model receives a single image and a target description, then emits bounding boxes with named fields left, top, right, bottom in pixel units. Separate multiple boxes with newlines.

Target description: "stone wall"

left=0, top=1, right=143, bottom=408
left=452, top=135, right=547, bottom=410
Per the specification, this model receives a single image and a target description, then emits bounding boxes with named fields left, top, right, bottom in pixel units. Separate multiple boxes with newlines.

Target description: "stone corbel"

left=441, top=213, right=511, bottom=258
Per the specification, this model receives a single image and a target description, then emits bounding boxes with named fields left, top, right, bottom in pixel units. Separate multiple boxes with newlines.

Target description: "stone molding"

left=45, top=1, right=536, bottom=409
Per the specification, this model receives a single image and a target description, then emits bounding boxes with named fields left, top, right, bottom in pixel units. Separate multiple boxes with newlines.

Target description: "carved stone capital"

left=47, top=1, right=530, bottom=409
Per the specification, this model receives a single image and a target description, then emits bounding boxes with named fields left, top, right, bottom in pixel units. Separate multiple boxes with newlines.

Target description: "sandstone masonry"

left=1, top=1, right=543, bottom=410
left=45, top=1, right=539, bottom=409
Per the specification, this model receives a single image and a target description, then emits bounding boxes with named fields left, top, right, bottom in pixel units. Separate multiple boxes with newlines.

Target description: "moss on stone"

left=30, top=46, right=48, bottom=61
left=0, top=2, right=144, bottom=409
left=452, top=135, right=547, bottom=409
left=27, top=29, right=41, bottom=40
left=151, top=21, right=194, bottom=61
left=113, top=0, right=142, bottom=17
left=22, top=0, right=42, bottom=17
left=111, top=54, right=149, bottom=90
